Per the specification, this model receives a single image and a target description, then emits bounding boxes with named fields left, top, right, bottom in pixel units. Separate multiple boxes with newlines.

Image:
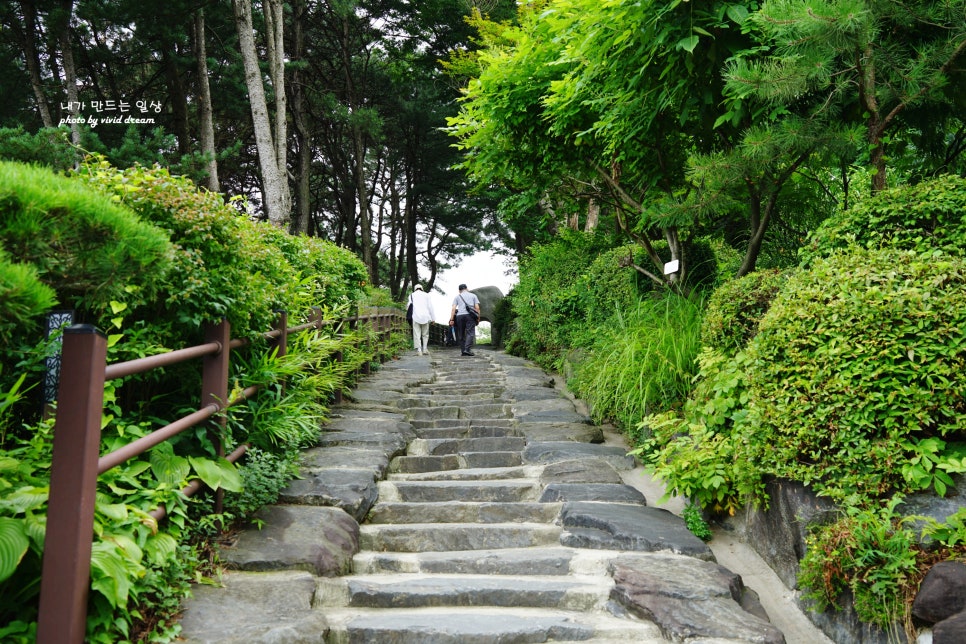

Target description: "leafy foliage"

left=798, top=498, right=922, bottom=634
left=801, top=174, right=966, bottom=264
left=0, top=160, right=175, bottom=321
left=571, top=293, right=706, bottom=430
left=748, top=247, right=966, bottom=503
left=700, top=268, right=785, bottom=355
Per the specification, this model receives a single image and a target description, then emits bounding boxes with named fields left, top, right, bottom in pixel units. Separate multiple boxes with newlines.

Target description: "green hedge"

left=0, top=161, right=174, bottom=322
left=700, top=268, right=785, bottom=356
left=747, top=247, right=966, bottom=502
left=801, top=174, right=966, bottom=264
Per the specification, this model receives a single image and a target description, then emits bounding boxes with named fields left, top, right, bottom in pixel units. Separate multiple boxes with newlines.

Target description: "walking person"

left=449, top=283, right=481, bottom=357
left=409, top=284, right=435, bottom=355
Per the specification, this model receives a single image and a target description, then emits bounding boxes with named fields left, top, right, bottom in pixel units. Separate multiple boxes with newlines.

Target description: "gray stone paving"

left=176, top=347, right=786, bottom=643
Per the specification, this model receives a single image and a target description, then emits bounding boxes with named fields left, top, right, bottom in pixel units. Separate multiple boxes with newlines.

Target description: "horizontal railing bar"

left=147, top=443, right=249, bottom=522
left=98, top=404, right=220, bottom=474
left=105, top=342, right=223, bottom=381
left=97, top=383, right=262, bottom=475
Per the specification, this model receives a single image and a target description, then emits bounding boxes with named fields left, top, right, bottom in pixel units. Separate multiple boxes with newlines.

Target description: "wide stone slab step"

left=318, top=573, right=614, bottom=611
left=377, top=479, right=541, bottom=503
left=321, top=607, right=667, bottom=644
left=366, top=501, right=562, bottom=524
left=352, top=547, right=579, bottom=575
left=388, top=465, right=539, bottom=482
left=413, top=425, right=522, bottom=440
left=409, top=436, right=527, bottom=455
left=351, top=546, right=628, bottom=576
left=359, top=523, right=562, bottom=552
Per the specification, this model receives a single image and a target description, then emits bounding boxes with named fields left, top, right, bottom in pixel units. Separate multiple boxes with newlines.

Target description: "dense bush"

left=700, top=268, right=785, bottom=355
left=748, top=247, right=966, bottom=502
left=646, top=247, right=966, bottom=512
left=0, top=250, right=56, bottom=345
left=0, top=157, right=379, bottom=643
left=0, top=161, right=175, bottom=322
left=800, top=174, right=966, bottom=264
left=507, top=230, right=614, bottom=368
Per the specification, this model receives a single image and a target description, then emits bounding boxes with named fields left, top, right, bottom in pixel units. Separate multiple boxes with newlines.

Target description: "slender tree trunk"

left=56, top=0, right=80, bottom=149
left=163, top=47, right=190, bottom=155
left=233, top=0, right=290, bottom=228
left=289, top=0, right=311, bottom=234
left=18, top=0, right=53, bottom=128
left=193, top=9, right=219, bottom=192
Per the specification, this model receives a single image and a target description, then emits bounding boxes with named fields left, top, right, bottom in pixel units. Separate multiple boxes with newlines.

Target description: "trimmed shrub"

left=700, top=268, right=785, bottom=355
left=746, top=247, right=966, bottom=502
left=800, top=174, right=966, bottom=265
left=0, top=161, right=174, bottom=320
left=0, top=252, right=56, bottom=345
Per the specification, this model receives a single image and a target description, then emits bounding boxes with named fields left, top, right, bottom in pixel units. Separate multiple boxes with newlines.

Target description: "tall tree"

left=726, top=0, right=966, bottom=192
left=233, top=0, right=291, bottom=227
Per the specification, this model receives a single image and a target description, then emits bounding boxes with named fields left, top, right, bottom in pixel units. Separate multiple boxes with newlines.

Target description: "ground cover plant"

left=0, top=159, right=393, bottom=642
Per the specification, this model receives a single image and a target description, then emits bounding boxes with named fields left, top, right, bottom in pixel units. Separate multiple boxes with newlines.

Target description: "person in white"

left=409, top=284, right=435, bottom=355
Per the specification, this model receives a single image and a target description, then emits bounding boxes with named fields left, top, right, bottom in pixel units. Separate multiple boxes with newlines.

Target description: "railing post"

left=272, top=310, right=288, bottom=359
left=37, top=325, right=107, bottom=644
left=202, top=319, right=230, bottom=514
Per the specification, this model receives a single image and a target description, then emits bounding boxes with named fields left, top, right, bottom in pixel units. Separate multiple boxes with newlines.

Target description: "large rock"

left=518, top=422, right=604, bottom=444
left=559, top=501, right=713, bottom=560
left=539, top=483, right=647, bottom=505
left=524, top=441, right=636, bottom=470
left=178, top=571, right=328, bottom=643
left=609, top=554, right=785, bottom=644
left=934, top=610, right=966, bottom=644
left=723, top=478, right=838, bottom=588
left=540, top=459, right=624, bottom=484
left=280, top=468, right=380, bottom=521
left=912, top=560, right=966, bottom=624
left=220, top=505, right=359, bottom=576
left=468, top=285, right=504, bottom=324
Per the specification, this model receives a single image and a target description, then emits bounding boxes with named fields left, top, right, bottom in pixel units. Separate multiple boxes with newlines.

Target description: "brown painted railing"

left=36, top=307, right=405, bottom=643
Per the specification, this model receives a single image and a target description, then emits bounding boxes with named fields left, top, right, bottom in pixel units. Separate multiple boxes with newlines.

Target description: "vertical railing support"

left=202, top=319, right=230, bottom=514
left=37, top=325, right=108, bottom=644
left=272, top=310, right=288, bottom=359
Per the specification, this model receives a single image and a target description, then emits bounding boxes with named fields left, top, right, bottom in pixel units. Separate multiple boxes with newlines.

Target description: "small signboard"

left=663, top=259, right=680, bottom=275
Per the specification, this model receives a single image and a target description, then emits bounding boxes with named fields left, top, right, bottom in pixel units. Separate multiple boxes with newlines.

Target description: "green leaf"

left=188, top=456, right=243, bottom=492
left=149, top=443, right=190, bottom=487
left=726, top=4, right=749, bottom=23
left=0, top=518, right=30, bottom=583
left=676, top=36, right=700, bottom=53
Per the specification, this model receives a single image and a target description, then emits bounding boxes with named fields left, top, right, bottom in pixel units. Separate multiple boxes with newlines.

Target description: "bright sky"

left=426, top=250, right=518, bottom=324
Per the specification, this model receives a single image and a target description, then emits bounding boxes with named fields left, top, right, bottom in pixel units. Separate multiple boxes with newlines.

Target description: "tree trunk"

left=18, top=0, right=53, bottom=128
left=193, top=9, right=219, bottom=192
left=56, top=0, right=80, bottom=150
left=289, top=0, right=311, bottom=234
left=233, top=0, right=290, bottom=228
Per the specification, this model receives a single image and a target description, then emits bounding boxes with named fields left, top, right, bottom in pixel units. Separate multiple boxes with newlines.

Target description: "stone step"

left=359, top=523, right=562, bottom=552
left=377, top=479, right=541, bottom=503
left=321, top=607, right=667, bottom=644
left=408, top=418, right=515, bottom=430
left=388, top=451, right=523, bottom=474
left=366, top=501, right=561, bottom=524
left=413, top=425, right=522, bottom=440
left=352, top=547, right=627, bottom=576
left=388, top=465, right=538, bottom=482
left=463, top=451, right=524, bottom=468
left=408, top=436, right=527, bottom=455
left=318, top=573, right=614, bottom=611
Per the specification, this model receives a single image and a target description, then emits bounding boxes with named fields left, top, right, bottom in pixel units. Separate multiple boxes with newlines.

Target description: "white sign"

left=663, top=259, right=680, bottom=275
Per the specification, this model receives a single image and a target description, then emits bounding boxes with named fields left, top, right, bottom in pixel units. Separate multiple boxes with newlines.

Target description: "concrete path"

left=176, top=347, right=799, bottom=643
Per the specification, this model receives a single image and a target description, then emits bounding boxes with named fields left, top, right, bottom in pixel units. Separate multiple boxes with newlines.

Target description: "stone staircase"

left=176, top=348, right=787, bottom=644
